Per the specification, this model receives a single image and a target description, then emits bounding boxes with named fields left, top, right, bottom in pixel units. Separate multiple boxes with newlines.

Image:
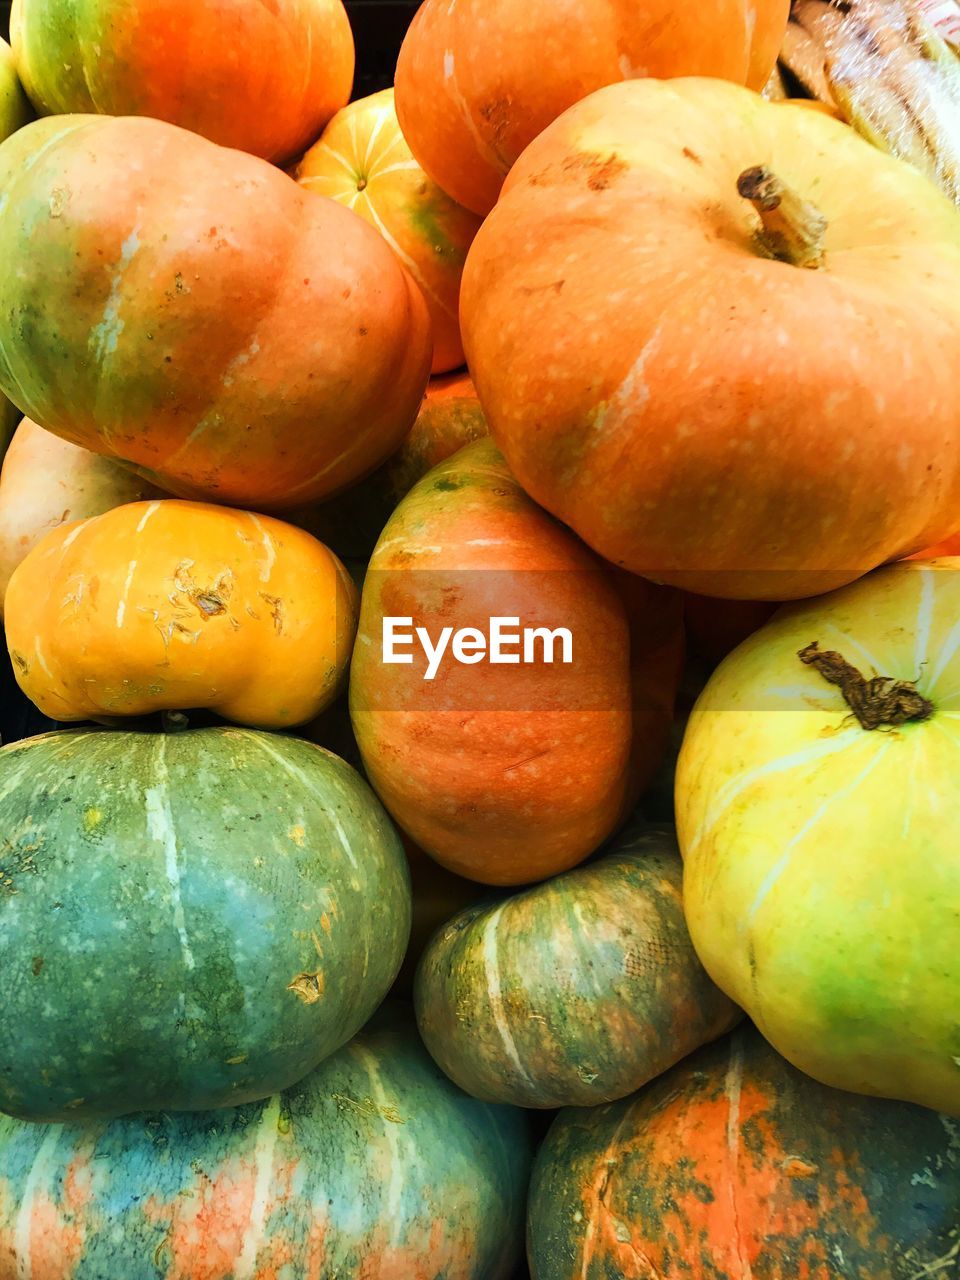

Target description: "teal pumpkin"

left=0, top=1008, right=531, bottom=1279
left=0, top=728, right=411, bottom=1121
left=415, top=825, right=740, bottom=1108
left=528, top=1026, right=960, bottom=1280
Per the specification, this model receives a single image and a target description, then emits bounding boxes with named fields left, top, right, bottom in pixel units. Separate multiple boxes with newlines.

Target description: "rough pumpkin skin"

left=0, top=1009, right=531, bottom=1280
left=293, top=370, right=488, bottom=561
left=0, top=418, right=164, bottom=610
left=0, top=728, right=412, bottom=1121
left=415, top=825, right=740, bottom=1108
left=527, top=1026, right=960, bottom=1280
left=677, top=558, right=960, bottom=1116
left=460, top=78, right=960, bottom=599
left=394, top=0, right=789, bottom=215
left=11, top=0, right=354, bottom=163
left=297, top=89, right=482, bottom=374
left=5, top=499, right=358, bottom=728
left=0, top=115, right=432, bottom=510
left=349, top=438, right=637, bottom=885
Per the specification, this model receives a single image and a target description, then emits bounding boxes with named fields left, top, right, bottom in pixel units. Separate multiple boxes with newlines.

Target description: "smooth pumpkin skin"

left=528, top=1027, right=960, bottom=1280
left=349, top=438, right=636, bottom=886
left=0, top=728, right=411, bottom=1121
left=297, top=89, right=482, bottom=374
left=460, top=79, right=960, bottom=599
left=0, top=1010, right=530, bottom=1280
left=0, top=418, right=164, bottom=610
left=415, top=825, right=740, bottom=1109
left=394, top=0, right=789, bottom=215
left=293, top=370, right=488, bottom=561
left=0, top=115, right=432, bottom=510
left=677, top=559, right=960, bottom=1115
left=5, top=499, right=358, bottom=728
left=10, top=0, right=353, bottom=163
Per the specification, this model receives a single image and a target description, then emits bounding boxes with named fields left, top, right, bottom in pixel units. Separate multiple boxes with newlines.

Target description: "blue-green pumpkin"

left=0, top=727, right=411, bottom=1121
left=0, top=1008, right=531, bottom=1279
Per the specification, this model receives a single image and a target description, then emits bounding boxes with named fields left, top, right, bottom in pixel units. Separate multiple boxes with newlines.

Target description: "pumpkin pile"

left=1, top=0, right=960, bottom=1276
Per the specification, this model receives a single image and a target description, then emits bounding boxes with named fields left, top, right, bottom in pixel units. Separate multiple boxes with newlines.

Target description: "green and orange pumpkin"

left=0, top=728, right=411, bottom=1121
left=528, top=1026, right=960, bottom=1279
left=11, top=0, right=354, bottom=162
left=0, top=115, right=431, bottom=510
left=0, top=1008, right=530, bottom=1278
left=415, top=824, right=739, bottom=1108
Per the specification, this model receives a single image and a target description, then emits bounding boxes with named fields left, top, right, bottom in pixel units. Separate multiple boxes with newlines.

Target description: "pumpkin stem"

left=737, top=167, right=828, bottom=269
left=798, top=642, right=933, bottom=730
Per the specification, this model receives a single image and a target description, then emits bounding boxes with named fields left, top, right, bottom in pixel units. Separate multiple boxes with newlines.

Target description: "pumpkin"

left=10, top=0, right=353, bottom=163
left=460, top=78, right=960, bottom=600
left=5, top=499, right=358, bottom=729
left=677, top=558, right=960, bottom=1115
left=415, top=824, right=740, bottom=1108
left=349, top=438, right=638, bottom=886
left=0, top=1007, right=530, bottom=1279
left=0, top=37, right=30, bottom=141
left=0, top=115, right=432, bottom=510
left=296, top=89, right=482, bottom=374
left=292, top=370, right=488, bottom=561
left=394, top=0, right=790, bottom=215
left=395, top=844, right=486, bottom=996
left=0, top=727, right=411, bottom=1121
left=0, top=418, right=164, bottom=610
left=528, top=1026, right=960, bottom=1279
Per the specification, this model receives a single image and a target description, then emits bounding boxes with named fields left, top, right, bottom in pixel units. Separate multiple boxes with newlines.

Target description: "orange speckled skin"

left=0, top=116, right=432, bottom=510
left=0, top=1011, right=530, bottom=1280
left=395, top=0, right=789, bottom=214
left=528, top=1027, right=960, bottom=1279
left=5, top=499, right=358, bottom=728
left=461, top=79, right=960, bottom=599
left=11, top=0, right=354, bottom=163
left=297, top=89, right=482, bottom=374
left=350, top=439, right=669, bottom=886
left=0, top=418, right=164, bottom=610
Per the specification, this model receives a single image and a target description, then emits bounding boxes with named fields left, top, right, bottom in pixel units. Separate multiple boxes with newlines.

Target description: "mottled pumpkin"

left=395, top=0, right=789, bottom=214
left=5, top=499, right=357, bottom=729
left=0, top=1008, right=530, bottom=1279
left=415, top=825, right=740, bottom=1108
left=678, top=558, right=960, bottom=1116
left=350, top=438, right=638, bottom=885
left=528, top=1026, right=960, bottom=1279
left=0, top=418, right=163, bottom=609
left=293, top=370, right=488, bottom=561
left=0, top=115, right=431, bottom=509
left=11, top=0, right=353, bottom=162
left=0, top=727, right=411, bottom=1121
left=297, top=89, right=481, bottom=373
left=461, top=79, right=960, bottom=598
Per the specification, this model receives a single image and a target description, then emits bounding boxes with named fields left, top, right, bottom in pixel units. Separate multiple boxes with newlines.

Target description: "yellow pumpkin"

left=5, top=499, right=357, bottom=728
left=296, top=88, right=482, bottom=374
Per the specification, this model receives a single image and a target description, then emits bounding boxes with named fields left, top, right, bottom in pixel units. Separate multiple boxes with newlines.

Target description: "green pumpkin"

left=0, top=728, right=411, bottom=1121
left=529, top=1026, right=960, bottom=1280
left=0, top=38, right=31, bottom=143
left=0, top=1007, right=531, bottom=1279
left=415, top=825, right=740, bottom=1108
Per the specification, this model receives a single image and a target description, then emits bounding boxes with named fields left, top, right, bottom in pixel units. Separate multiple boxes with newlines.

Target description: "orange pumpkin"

left=0, top=116, right=432, bottom=510
left=0, top=418, right=164, bottom=610
left=296, top=89, right=482, bottom=374
left=395, top=0, right=790, bottom=214
left=5, top=499, right=357, bottom=728
left=11, top=0, right=354, bottom=163
left=461, top=79, right=960, bottom=599
left=350, top=439, right=670, bottom=886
